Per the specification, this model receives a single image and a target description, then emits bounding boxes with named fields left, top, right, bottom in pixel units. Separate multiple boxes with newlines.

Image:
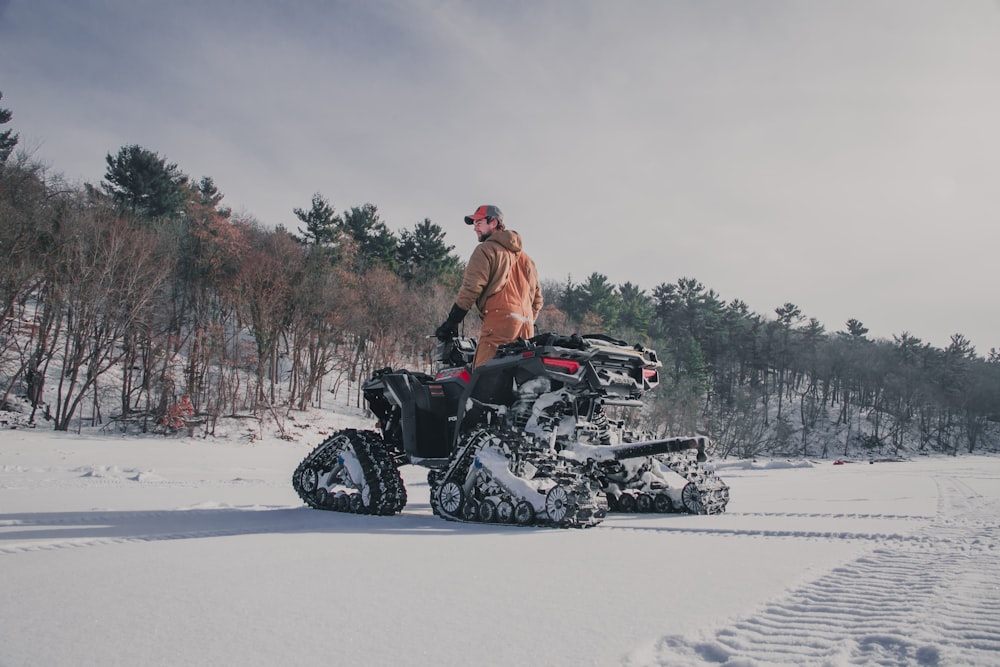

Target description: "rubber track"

left=429, top=428, right=606, bottom=528
left=605, top=453, right=731, bottom=515
left=292, top=429, right=406, bottom=515
left=662, top=454, right=730, bottom=515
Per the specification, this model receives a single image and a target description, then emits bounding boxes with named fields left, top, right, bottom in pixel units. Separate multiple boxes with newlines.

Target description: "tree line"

left=1, top=94, right=997, bottom=454
left=553, top=275, right=999, bottom=457
left=1, top=123, right=463, bottom=435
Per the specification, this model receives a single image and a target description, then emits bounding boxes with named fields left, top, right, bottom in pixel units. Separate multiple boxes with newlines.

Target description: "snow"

left=2, top=414, right=999, bottom=667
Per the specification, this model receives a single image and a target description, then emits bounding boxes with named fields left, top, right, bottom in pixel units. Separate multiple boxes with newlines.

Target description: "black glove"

left=435, top=304, right=468, bottom=341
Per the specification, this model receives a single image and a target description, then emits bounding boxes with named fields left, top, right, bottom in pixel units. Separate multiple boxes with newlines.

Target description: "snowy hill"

left=2, top=409, right=999, bottom=666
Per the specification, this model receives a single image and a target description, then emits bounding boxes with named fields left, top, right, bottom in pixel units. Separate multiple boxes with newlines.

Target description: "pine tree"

left=397, top=218, right=458, bottom=284
left=102, top=144, right=188, bottom=218
left=616, top=282, right=653, bottom=336
left=842, top=318, right=869, bottom=340
left=293, top=193, right=340, bottom=246
left=0, top=91, right=19, bottom=164
left=340, top=204, right=398, bottom=272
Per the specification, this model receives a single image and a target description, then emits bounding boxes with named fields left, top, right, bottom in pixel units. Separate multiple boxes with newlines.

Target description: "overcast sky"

left=2, top=1, right=998, bottom=352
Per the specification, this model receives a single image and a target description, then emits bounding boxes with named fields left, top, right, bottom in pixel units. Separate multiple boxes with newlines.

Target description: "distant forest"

left=1, top=96, right=998, bottom=455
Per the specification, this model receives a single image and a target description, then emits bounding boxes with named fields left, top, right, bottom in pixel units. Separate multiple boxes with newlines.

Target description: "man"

left=435, top=204, right=543, bottom=367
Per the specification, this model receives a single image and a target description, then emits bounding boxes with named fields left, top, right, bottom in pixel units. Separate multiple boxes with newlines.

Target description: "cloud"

left=2, top=0, right=999, bottom=350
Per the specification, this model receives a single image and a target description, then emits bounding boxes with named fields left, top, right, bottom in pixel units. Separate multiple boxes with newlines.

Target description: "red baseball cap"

left=464, top=204, right=503, bottom=225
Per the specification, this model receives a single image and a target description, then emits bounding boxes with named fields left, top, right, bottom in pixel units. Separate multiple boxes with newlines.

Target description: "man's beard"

left=477, top=230, right=492, bottom=242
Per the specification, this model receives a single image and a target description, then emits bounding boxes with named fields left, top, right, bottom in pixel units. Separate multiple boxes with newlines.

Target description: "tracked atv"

left=292, top=333, right=729, bottom=527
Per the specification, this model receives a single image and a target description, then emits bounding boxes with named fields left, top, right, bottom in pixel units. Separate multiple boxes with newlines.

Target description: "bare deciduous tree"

left=50, top=207, right=170, bottom=430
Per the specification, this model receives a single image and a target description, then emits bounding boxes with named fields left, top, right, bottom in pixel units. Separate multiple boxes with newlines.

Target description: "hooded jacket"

left=455, top=229, right=542, bottom=321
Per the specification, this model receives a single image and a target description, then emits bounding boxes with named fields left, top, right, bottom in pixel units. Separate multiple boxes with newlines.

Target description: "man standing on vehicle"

left=435, top=204, right=543, bottom=368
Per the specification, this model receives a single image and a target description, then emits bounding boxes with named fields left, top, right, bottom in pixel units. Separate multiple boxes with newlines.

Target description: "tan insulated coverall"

left=454, top=229, right=543, bottom=367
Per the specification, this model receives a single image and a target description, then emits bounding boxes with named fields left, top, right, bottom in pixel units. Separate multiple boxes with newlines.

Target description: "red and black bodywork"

left=364, top=332, right=667, bottom=466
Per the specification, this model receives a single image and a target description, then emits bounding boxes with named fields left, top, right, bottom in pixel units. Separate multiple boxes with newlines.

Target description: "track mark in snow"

left=0, top=473, right=281, bottom=492
left=0, top=507, right=315, bottom=556
left=603, top=523, right=940, bottom=544
left=727, top=511, right=930, bottom=521
left=627, top=476, right=1000, bottom=666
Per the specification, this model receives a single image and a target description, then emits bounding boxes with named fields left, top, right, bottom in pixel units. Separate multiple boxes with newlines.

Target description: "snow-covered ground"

left=2, top=412, right=998, bottom=667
